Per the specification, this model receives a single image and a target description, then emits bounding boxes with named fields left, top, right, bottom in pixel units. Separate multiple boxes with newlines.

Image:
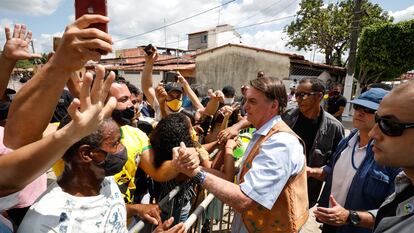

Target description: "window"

left=124, top=71, right=140, bottom=75
left=201, top=34, right=208, bottom=43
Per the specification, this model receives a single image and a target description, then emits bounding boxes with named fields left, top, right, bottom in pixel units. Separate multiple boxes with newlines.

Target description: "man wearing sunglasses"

left=314, top=88, right=400, bottom=233
left=283, top=78, right=345, bottom=208
left=369, top=81, right=414, bottom=233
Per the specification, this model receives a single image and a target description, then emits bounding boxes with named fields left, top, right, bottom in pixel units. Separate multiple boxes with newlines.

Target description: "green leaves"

left=357, top=19, right=414, bottom=83
left=284, top=0, right=392, bottom=66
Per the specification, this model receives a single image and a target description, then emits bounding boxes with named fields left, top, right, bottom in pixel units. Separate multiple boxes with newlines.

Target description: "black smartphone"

left=75, top=0, right=108, bottom=33
left=144, top=44, right=154, bottom=56
left=164, top=71, right=178, bottom=83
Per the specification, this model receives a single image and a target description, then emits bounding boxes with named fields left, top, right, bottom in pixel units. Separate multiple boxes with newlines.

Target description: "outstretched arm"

left=141, top=47, right=158, bottom=106
left=4, top=15, right=113, bottom=149
left=176, top=72, right=203, bottom=110
left=0, top=66, right=116, bottom=196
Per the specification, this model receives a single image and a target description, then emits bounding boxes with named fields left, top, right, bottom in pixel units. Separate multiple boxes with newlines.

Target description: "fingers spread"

left=12, top=24, right=20, bottom=38
left=5, top=26, right=11, bottom=40
left=79, top=73, right=93, bottom=110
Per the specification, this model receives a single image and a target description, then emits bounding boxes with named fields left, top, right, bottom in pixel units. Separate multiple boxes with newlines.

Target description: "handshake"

left=172, top=142, right=201, bottom=178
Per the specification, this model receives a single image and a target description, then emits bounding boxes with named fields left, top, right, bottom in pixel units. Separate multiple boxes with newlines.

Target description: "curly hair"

left=150, top=113, right=194, bottom=168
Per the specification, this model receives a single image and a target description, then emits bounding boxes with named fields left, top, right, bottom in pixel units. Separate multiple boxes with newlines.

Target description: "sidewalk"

left=302, top=114, right=354, bottom=233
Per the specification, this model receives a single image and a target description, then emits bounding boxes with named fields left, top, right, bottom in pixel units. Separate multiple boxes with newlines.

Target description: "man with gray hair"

left=175, top=76, right=308, bottom=232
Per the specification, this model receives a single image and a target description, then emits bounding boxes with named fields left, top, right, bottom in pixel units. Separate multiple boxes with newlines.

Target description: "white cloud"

left=389, top=5, right=414, bottom=22
left=3, top=0, right=305, bottom=57
left=0, top=0, right=63, bottom=16
left=240, top=29, right=325, bottom=63
left=107, top=0, right=300, bottom=51
left=0, top=18, right=14, bottom=49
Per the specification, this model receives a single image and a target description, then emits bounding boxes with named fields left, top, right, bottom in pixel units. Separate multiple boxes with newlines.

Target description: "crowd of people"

left=1, top=15, right=414, bottom=233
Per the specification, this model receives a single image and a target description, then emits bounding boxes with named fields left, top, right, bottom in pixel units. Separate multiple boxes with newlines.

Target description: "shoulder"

left=121, top=125, right=149, bottom=139
left=282, top=107, right=299, bottom=124
left=323, top=111, right=344, bottom=129
left=264, top=132, right=304, bottom=157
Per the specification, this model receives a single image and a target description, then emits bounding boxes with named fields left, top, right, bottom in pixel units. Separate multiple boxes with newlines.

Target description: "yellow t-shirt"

left=53, top=125, right=151, bottom=203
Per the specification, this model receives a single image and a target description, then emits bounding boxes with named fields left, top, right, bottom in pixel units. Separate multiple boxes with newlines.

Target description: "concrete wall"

left=188, top=32, right=208, bottom=51
left=118, top=71, right=163, bottom=89
left=195, top=46, right=291, bottom=95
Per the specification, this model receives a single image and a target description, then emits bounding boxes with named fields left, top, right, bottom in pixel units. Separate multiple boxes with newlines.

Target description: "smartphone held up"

left=75, top=0, right=108, bottom=33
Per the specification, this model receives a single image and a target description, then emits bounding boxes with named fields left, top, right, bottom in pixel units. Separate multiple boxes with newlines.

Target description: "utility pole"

left=164, top=18, right=167, bottom=49
left=343, top=0, right=362, bottom=116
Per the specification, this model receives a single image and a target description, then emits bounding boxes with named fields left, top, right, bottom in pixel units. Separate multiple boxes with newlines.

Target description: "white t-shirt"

left=331, top=133, right=367, bottom=206
left=18, top=177, right=127, bottom=233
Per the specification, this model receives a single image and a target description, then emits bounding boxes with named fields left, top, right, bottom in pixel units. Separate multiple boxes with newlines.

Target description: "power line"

left=163, top=0, right=299, bottom=49
left=114, top=0, right=236, bottom=43
left=163, top=15, right=296, bottom=47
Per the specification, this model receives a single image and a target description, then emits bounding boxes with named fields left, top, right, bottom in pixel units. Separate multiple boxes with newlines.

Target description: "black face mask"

left=333, top=91, right=340, bottom=96
left=112, top=106, right=135, bottom=126
left=96, top=148, right=128, bottom=176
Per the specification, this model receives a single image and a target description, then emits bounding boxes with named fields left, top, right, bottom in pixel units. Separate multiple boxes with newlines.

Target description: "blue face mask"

left=96, top=147, right=128, bottom=176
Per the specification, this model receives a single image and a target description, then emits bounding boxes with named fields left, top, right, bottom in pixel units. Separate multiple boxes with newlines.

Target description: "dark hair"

left=150, top=113, right=194, bottom=168
left=299, top=78, right=326, bottom=94
left=222, top=85, right=235, bottom=98
left=58, top=116, right=115, bottom=162
left=368, top=83, right=392, bottom=91
left=180, top=109, right=196, bottom=126
left=250, top=76, right=287, bottom=113
left=126, top=82, right=142, bottom=96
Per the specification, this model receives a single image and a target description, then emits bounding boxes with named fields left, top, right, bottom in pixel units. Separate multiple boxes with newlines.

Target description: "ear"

left=271, top=99, right=279, bottom=111
left=77, top=145, right=94, bottom=163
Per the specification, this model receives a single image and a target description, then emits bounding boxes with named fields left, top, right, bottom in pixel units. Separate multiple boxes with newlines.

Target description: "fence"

left=128, top=185, right=235, bottom=233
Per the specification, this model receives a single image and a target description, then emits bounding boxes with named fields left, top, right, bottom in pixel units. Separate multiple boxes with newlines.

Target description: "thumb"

left=178, top=142, right=187, bottom=155
left=145, top=215, right=158, bottom=226
left=180, top=141, right=187, bottom=150
left=329, top=195, right=338, bottom=207
left=162, top=217, right=174, bottom=230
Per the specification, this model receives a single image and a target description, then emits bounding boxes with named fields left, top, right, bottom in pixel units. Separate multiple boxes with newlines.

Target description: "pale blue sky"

left=0, top=0, right=413, bottom=61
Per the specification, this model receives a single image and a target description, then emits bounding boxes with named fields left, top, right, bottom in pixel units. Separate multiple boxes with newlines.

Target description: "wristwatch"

left=348, top=210, right=360, bottom=226
left=193, top=169, right=207, bottom=185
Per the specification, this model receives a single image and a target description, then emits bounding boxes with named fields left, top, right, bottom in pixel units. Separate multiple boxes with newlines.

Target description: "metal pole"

left=128, top=186, right=182, bottom=233
left=184, top=194, right=215, bottom=230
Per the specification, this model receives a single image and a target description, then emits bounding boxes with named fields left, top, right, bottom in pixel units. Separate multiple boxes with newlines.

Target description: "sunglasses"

left=353, top=104, right=376, bottom=114
left=375, top=113, right=414, bottom=137
left=295, top=92, right=320, bottom=100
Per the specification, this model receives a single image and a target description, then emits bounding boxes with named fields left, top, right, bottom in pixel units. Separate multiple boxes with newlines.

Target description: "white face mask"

left=223, top=97, right=234, bottom=105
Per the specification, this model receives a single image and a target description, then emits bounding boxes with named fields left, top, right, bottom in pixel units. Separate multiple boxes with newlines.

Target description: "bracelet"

left=225, top=147, right=234, bottom=150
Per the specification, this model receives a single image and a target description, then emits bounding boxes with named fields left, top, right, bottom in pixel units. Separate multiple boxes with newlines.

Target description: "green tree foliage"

left=285, top=0, right=392, bottom=66
left=14, top=53, right=48, bottom=69
left=357, top=19, right=414, bottom=83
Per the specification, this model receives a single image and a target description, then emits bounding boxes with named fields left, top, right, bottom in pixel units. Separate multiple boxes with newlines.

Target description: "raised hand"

left=217, top=125, right=239, bottom=144
left=50, top=15, right=112, bottom=73
left=155, top=84, right=168, bottom=103
left=3, top=24, right=42, bottom=61
left=67, top=65, right=116, bottom=138
left=144, top=45, right=159, bottom=63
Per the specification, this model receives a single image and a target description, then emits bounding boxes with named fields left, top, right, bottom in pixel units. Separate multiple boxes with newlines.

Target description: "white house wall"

left=196, top=46, right=290, bottom=95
